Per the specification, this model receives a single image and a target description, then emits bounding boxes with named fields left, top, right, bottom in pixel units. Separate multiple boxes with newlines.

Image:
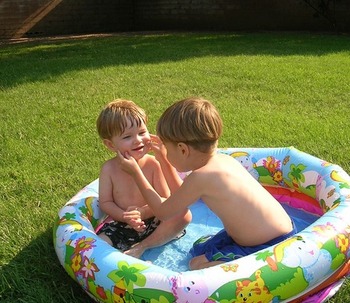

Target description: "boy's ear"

left=177, top=142, right=190, bottom=156
left=103, top=139, right=116, bottom=152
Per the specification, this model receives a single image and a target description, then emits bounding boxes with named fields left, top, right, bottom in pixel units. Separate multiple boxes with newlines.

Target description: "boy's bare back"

left=186, top=153, right=292, bottom=246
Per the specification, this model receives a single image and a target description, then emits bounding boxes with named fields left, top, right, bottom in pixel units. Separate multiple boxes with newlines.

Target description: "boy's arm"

left=156, top=156, right=183, bottom=193
left=99, top=163, right=128, bottom=222
left=150, top=156, right=171, bottom=199
left=125, top=161, right=165, bottom=217
left=118, top=151, right=198, bottom=220
left=150, top=134, right=183, bottom=193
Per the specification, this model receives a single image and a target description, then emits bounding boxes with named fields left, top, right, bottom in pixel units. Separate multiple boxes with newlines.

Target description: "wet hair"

left=156, top=97, right=223, bottom=153
left=96, top=99, right=147, bottom=140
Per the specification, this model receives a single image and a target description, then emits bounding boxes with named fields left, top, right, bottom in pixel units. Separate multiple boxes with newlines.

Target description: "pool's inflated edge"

left=53, top=147, right=350, bottom=303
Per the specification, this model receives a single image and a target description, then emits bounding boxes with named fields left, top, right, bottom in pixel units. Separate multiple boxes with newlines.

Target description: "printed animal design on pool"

left=230, top=151, right=259, bottom=180
left=235, top=270, right=273, bottom=303
left=276, top=235, right=332, bottom=284
left=170, top=273, right=210, bottom=303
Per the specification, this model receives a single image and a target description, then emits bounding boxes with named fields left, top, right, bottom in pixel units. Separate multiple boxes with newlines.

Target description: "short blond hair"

left=157, top=97, right=222, bottom=153
left=96, top=99, right=147, bottom=140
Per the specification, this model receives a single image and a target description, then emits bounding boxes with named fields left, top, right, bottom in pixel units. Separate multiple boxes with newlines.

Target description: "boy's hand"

left=150, top=134, right=167, bottom=161
left=129, top=218, right=146, bottom=232
left=123, top=206, right=146, bottom=232
left=117, top=150, right=140, bottom=175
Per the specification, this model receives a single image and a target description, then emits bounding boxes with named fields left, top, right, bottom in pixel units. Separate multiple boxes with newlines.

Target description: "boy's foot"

left=124, top=242, right=145, bottom=259
left=124, top=229, right=186, bottom=259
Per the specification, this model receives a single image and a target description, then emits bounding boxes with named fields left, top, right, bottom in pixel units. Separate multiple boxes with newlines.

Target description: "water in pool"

left=142, top=199, right=320, bottom=272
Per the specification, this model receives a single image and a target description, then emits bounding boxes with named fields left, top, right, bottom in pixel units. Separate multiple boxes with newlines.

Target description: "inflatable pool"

left=53, top=147, right=350, bottom=303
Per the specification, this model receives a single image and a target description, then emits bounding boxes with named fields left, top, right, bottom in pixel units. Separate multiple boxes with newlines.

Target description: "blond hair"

left=157, top=97, right=222, bottom=153
left=96, top=99, right=147, bottom=140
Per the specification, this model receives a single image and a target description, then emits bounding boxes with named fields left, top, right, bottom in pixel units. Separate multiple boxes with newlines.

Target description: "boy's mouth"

left=132, top=145, right=144, bottom=151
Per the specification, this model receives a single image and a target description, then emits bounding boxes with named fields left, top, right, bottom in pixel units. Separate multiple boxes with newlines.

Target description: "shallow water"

left=142, top=199, right=320, bottom=272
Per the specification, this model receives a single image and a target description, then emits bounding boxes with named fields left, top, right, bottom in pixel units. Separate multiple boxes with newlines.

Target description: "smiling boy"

left=96, top=99, right=191, bottom=258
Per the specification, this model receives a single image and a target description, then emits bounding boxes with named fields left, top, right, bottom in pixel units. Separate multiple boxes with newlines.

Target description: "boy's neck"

left=188, top=148, right=215, bottom=171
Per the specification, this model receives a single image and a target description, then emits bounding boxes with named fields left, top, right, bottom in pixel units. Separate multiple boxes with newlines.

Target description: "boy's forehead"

left=125, top=116, right=145, bottom=125
left=121, top=118, right=147, bottom=132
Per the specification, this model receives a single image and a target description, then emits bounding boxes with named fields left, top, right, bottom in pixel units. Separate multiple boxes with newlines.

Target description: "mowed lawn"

left=0, top=32, right=349, bottom=302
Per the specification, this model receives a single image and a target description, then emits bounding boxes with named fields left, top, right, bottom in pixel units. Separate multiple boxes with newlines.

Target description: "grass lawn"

left=0, top=32, right=349, bottom=302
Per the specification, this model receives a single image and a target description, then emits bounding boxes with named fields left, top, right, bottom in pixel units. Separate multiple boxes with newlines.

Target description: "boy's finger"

left=117, top=150, right=124, bottom=158
left=125, top=151, right=133, bottom=159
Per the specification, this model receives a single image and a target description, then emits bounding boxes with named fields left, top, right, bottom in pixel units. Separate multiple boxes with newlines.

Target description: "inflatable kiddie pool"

left=53, top=147, right=350, bottom=303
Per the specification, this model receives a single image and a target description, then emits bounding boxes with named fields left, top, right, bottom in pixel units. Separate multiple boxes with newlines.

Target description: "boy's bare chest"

left=112, top=172, right=151, bottom=208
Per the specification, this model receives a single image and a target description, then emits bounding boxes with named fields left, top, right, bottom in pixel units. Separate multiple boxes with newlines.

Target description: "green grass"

left=1, top=32, right=349, bottom=302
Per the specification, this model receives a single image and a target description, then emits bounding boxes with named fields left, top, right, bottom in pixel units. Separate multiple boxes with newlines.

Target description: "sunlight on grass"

left=0, top=32, right=349, bottom=302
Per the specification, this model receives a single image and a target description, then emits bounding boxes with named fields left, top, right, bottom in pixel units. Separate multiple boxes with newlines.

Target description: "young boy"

left=118, top=97, right=296, bottom=269
left=96, top=99, right=191, bottom=258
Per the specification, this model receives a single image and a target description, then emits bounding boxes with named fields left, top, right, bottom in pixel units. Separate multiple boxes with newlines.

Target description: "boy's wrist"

left=155, top=155, right=169, bottom=166
left=139, top=205, right=153, bottom=219
left=132, top=166, right=142, bottom=178
left=137, top=206, right=145, bottom=219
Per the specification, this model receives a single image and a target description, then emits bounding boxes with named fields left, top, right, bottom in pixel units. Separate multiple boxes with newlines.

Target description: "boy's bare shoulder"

left=216, top=153, right=244, bottom=169
left=100, top=157, right=120, bottom=174
left=193, top=154, right=243, bottom=184
left=133, top=154, right=160, bottom=176
left=140, top=154, right=159, bottom=166
left=203, top=153, right=237, bottom=171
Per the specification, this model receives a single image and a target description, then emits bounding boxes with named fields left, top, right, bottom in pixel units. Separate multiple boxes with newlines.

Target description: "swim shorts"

left=190, top=220, right=297, bottom=262
left=97, top=217, right=186, bottom=251
left=97, top=217, right=161, bottom=251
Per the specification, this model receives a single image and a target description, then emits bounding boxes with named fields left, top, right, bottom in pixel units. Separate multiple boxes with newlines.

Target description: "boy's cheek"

left=144, top=136, right=152, bottom=147
left=144, top=145, right=151, bottom=155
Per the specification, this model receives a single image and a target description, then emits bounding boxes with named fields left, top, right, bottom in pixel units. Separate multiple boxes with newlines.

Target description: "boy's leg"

left=189, top=254, right=225, bottom=270
left=98, top=232, right=113, bottom=246
left=124, top=209, right=192, bottom=258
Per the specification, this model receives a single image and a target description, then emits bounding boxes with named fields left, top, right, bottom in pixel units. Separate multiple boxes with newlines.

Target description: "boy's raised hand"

left=117, top=150, right=140, bottom=176
left=150, top=134, right=167, bottom=161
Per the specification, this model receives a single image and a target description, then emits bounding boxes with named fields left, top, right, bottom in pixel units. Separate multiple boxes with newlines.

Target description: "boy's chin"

left=130, top=148, right=149, bottom=160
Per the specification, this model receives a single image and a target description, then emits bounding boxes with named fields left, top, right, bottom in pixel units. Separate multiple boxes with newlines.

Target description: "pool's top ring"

left=53, top=146, right=350, bottom=303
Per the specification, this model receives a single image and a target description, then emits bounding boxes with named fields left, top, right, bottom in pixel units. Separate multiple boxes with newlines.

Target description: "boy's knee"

left=170, top=209, right=192, bottom=226
left=189, top=255, right=205, bottom=270
left=183, top=209, right=192, bottom=225
left=188, top=257, right=197, bottom=270
left=98, top=233, right=113, bottom=246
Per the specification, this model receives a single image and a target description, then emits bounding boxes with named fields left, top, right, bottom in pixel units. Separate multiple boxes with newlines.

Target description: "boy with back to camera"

left=118, top=97, right=296, bottom=269
left=96, top=99, right=191, bottom=258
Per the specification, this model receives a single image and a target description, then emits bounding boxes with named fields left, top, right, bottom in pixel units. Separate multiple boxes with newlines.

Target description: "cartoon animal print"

left=231, top=152, right=259, bottom=180
left=275, top=236, right=332, bottom=284
left=221, top=263, right=239, bottom=272
left=235, top=270, right=273, bottom=303
left=171, top=273, right=210, bottom=303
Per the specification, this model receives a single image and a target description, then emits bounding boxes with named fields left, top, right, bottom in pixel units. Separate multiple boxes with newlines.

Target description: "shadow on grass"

left=0, top=228, right=93, bottom=303
left=0, top=32, right=349, bottom=89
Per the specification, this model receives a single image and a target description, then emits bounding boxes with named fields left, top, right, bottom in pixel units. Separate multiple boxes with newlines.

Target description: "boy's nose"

left=134, top=135, right=142, bottom=143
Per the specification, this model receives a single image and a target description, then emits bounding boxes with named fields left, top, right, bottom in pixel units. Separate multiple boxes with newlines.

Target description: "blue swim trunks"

left=190, top=220, right=297, bottom=262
